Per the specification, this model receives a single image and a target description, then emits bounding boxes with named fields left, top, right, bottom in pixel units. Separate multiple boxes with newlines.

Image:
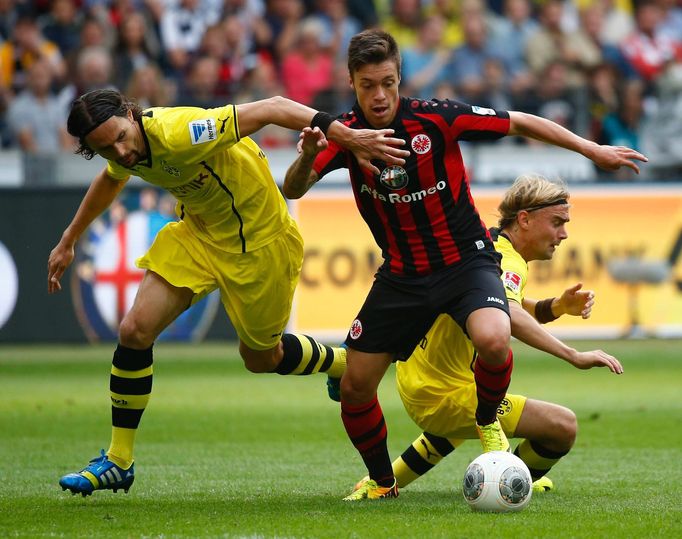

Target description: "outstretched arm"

left=236, top=96, right=409, bottom=174
left=510, top=300, right=623, bottom=373
left=47, top=169, right=127, bottom=293
left=508, top=111, right=648, bottom=174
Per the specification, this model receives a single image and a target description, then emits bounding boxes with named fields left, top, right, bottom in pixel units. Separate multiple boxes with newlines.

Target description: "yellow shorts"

left=399, top=382, right=527, bottom=440
left=136, top=217, right=304, bottom=350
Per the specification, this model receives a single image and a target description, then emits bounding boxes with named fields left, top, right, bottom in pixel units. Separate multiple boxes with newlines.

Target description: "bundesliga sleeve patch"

left=503, top=271, right=522, bottom=294
left=189, top=119, right=217, bottom=145
left=471, top=106, right=496, bottom=116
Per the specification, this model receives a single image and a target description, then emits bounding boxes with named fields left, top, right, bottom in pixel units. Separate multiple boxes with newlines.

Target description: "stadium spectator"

left=620, top=0, right=682, bottom=86
left=311, top=62, right=357, bottom=117
left=261, top=0, right=306, bottom=67
left=174, top=56, right=223, bottom=108
left=346, top=0, right=379, bottom=28
left=601, top=79, right=645, bottom=179
left=281, top=17, right=334, bottom=106
left=0, top=15, right=67, bottom=93
left=400, top=14, right=452, bottom=100
left=75, top=46, right=116, bottom=95
left=446, top=12, right=494, bottom=103
left=0, top=0, right=19, bottom=42
left=514, top=60, right=577, bottom=133
left=159, top=0, right=217, bottom=76
left=308, top=0, right=363, bottom=62
left=6, top=59, right=73, bottom=154
left=525, top=0, right=602, bottom=90
left=658, top=0, right=682, bottom=41
left=125, top=64, right=174, bottom=108
left=354, top=175, right=623, bottom=493
left=381, top=0, right=423, bottom=48
left=580, top=2, right=639, bottom=81
left=487, top=0, right=536, bottom=95
left=598, top=0, right=635, bottom=47
left=38, top=0, right=83, bottom=58
left=49, top=88, right=408, bottom=496
left=222, top=0, right=270, bottom=56
left=282, top=29, right=645, bottom=501
left=112, top=12, right=162, bottom=91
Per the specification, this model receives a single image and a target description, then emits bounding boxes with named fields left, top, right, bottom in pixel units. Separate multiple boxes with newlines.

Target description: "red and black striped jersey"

left=313, top=97, right=510, bottom=276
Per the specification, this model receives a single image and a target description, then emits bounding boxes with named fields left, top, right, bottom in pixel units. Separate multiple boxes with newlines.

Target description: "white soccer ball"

left=462, top=451, right=533, bottom=512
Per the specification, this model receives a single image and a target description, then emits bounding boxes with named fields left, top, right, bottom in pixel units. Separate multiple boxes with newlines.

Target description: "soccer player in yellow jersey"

left=353, top=175, right=624, bottom=493
left=47, top=89, right=409, bottom=496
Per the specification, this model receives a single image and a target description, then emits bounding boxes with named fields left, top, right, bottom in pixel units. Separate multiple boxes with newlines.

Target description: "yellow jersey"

left=396, top=230, right=529, bottom=401
left=107, top=105, right=290, bottom=254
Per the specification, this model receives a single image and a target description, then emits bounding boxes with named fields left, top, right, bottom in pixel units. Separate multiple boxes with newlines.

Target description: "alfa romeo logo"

left=379, top=166, right=409, bottom=190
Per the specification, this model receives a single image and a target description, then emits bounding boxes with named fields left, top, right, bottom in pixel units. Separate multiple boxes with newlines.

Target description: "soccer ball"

left=462, top=451, right=532, bottom=512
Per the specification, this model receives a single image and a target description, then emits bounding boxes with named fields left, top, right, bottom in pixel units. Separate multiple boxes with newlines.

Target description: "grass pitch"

left=1, top=340, right=681, bottom=538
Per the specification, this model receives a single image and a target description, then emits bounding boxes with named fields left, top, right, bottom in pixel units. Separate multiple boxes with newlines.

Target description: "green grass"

left=1, top=340, right=681, bottom=538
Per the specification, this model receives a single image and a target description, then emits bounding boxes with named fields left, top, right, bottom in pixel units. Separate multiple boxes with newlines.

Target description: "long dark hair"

left=67, top=89, right=143, bottom=160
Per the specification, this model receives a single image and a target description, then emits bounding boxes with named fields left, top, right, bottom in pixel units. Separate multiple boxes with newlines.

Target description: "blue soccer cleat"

left=327, top=375, right=341, bottom=402
left=59, top=450, right=134, bottom=497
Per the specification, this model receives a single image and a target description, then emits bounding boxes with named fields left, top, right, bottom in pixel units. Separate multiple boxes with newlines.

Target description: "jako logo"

left=360, top=181, right=447, bottom=204
left=487, top=296, right=505, bottom=305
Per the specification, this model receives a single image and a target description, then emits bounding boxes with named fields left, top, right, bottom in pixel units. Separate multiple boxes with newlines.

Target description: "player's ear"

left=517, top=210, right=531, bottom=229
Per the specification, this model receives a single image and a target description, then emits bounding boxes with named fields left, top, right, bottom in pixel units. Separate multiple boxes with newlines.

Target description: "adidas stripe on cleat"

left=59, top=450, right=134, bottom=497
left=343, top=478, right=398, bottom=501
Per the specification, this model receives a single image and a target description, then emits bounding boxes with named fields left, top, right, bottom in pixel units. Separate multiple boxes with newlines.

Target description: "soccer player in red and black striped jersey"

left=283, top=29, right=647, bottom=501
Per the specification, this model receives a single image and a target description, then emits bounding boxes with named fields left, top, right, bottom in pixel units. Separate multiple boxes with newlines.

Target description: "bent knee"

left=239, top=343, right=279, bottom=373
left=552, top=407, right=578, bottom=450
left=119, top=317, right=155, bottom=349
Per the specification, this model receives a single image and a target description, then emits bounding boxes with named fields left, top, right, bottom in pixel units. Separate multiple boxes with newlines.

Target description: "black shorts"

left=343, top=251, right=509, bottom=360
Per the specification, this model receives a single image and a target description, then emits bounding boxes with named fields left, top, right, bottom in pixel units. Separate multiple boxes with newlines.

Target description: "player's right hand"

left=297, top=126, right=329, bottom=156
left=571, top=349, right=623, bottom=374
left=47, top=242, right=75, bottom=294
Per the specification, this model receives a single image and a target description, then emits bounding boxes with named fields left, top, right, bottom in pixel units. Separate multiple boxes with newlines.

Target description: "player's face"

left=350, top=60, right=401, bottom=129
left=527, top=204, right=570, bottom=261
left=85, top=109, right=146, bottom=168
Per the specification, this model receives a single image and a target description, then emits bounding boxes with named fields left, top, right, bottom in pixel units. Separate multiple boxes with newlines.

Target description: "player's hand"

left=587, top=143, right=648, bottom=174
left=569, top=349, right=623, bottom=374
left=47, top=241, right=75, bottom=294
left=348, top=128, right=410, bottom=176
left=558, top=283, right=594, bottom=319
left=296, top=126, right=329, bottom=156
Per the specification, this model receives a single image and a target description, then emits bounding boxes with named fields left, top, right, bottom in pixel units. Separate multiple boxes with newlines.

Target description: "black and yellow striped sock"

left=107, top=344, right=153, bottom=470
left=514, top=439, right=568, bottom=480
left=274, top=333, right=346, bottom=377
left=393, top=432, right=463, bottom=487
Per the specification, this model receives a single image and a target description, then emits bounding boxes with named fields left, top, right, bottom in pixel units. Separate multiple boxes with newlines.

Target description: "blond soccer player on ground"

left=47, top=89, right=409, bottom=496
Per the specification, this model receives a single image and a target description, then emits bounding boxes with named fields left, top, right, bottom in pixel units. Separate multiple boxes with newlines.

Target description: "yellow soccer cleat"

left=343, top=478, right=398, bottom=501
left=476, top=419, right=510, bottom=453
left=532, top=475, right=554, bottom=492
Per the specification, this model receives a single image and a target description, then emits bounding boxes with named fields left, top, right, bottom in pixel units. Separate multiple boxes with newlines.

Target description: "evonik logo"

left=360, top=181, right=447, bottom=204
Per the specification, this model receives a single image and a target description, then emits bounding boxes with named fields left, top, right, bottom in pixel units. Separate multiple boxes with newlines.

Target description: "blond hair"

left=497, top=174, right=570, bottom=229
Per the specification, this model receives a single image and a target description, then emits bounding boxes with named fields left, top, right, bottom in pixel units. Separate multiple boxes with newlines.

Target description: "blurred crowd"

left=1, top=0, right=681, bottom=177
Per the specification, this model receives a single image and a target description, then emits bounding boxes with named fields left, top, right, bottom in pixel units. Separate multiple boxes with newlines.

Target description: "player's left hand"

left=348, top=128, right=410, bottom=176
left=558, top=283, right=594, bottom=319
left=587, top=143, right=648, bottom=174
left=569, top=349, right=623, bottom=374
